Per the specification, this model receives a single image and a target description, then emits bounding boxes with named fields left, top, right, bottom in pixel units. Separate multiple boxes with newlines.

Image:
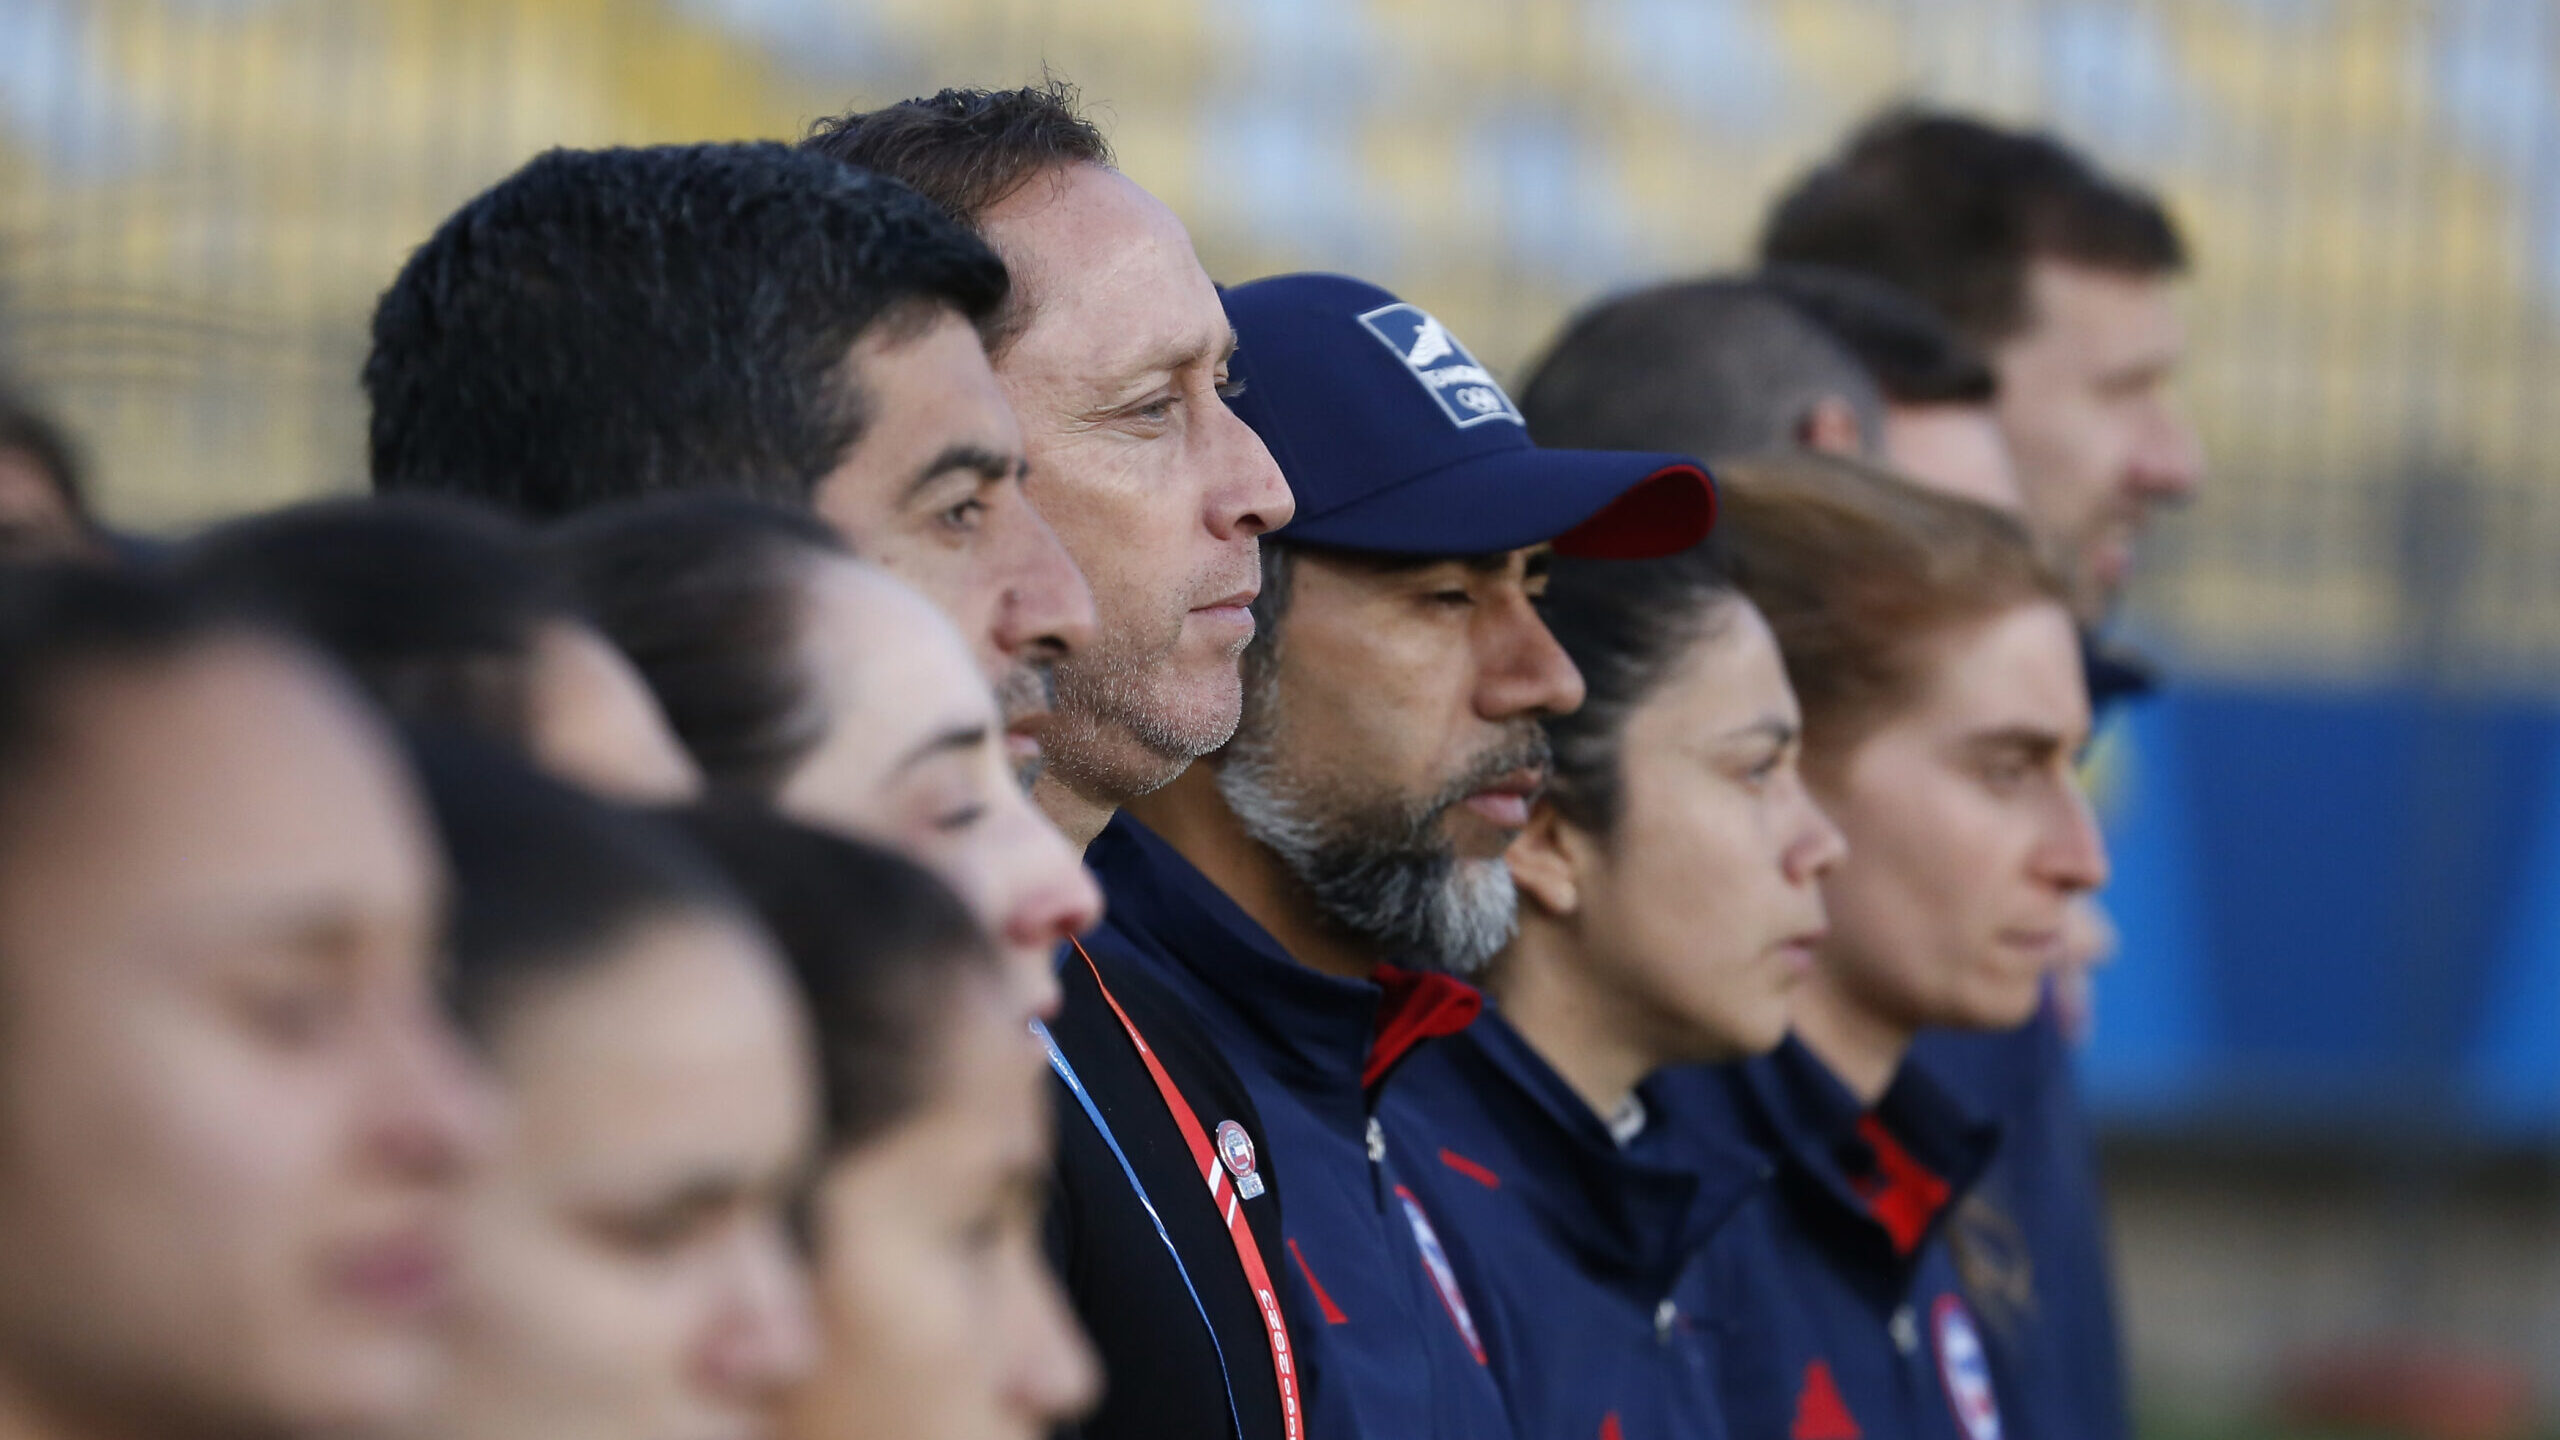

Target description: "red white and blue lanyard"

left=1042, top=939, right=1304, bottom=1440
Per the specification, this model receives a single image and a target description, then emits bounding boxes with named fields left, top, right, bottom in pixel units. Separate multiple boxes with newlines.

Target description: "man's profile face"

left=1991, top=260, right=2203, bottom=624
left=0, top=639, right=492, bottom=1437
left=1216, top=547, right=1585, bottom=974
left=978, top=164, right=1295, bottom=809
left=814, top=305, right=1098, bottom=755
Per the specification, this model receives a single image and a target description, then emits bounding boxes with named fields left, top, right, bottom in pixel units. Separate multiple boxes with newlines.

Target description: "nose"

left=992, top=801, right=1105, bottom=1022
left=697, top=1219, right=822, bottom=1405
left=367, top=994, right=502, bottom=1186
left=989, top=490, right=1098, bottom=663
left=1005, top=1248, right=1104, bottom=1427
left=1476, top=590, right=1585, bottom=722
left=1781, top=778, right=1848, bottom=885
left=2127, top=395, right=2204, bottom=507
left=1205, top=402, right=1295, bottom=542
left=2033, top=779, right=2111, bottom=896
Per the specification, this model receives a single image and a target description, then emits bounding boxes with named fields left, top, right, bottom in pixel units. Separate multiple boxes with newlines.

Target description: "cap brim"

left=1278, top=448, right=1717, bottom=560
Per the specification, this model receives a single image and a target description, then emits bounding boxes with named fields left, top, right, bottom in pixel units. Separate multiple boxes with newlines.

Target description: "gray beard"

left=1214, top=732, right=1529, bottom=978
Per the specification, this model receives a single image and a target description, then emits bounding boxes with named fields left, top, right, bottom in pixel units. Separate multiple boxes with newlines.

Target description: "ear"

left=1504, top=800, right=1584, bottom=919
left=1797, top=394, right=1869, bottom=458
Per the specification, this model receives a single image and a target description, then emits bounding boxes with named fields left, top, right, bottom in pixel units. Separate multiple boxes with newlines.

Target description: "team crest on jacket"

left=1392, top=1184, right=1487, bottom=1364
left=1356, top=302, right=1524, bottom=430
left=1215, top=1119, right=1265, bottom=1199
left=1931, top=1295, right=2003, bottom=1440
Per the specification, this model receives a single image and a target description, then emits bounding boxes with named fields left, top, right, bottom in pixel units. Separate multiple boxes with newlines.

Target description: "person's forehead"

left=2023, top=260, right=2183, bottom=353
left=1918, top=603, right=2089, bottom=726
left=8, top=642, right=430, bottom=932
left=986, top=166, right=1227, bottom=374
left=804, top=559, right=995, bottom=734
left=503, top=915, right=809, bottom=1180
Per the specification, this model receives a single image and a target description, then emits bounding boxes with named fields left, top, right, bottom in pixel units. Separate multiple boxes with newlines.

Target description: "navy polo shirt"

left=1081, top=814, right=1518, bottom=1440
left=1910, top=1009, right=2129, bottom=1440
left=1648, top=1039, right=2006, bottom=1440
left=1383, top=1006, right=1769, bottom=1440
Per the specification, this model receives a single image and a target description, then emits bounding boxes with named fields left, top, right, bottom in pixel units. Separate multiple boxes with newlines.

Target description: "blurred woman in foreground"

left=681, top=807, right=1101, bottom=1440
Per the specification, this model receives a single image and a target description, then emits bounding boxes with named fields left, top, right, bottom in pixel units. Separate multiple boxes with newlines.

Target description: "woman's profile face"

left=440, top=911, right=821, bottom=1440
left=1808, top=599, right=2109, bottom=1033
left=776, top=559, right=1101, bottom=1020
left=783, top=976, right=1100, bottom=1440
left=1560, top=601, right=1843, bottom=1060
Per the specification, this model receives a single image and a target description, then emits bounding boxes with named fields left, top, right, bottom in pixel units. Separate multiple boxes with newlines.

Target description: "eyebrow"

left=1117, top=325, right=1240, bottom=386
left=893, top=720, right=992, bottom=775
left=903, top=444, right=1022, bottom=503
left=1722, top=716, right=1800, bottom=749
left=1961, top=725, right=2072, bottom=762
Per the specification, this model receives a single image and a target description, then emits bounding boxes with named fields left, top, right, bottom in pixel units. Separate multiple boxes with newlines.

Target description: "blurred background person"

left=1764, top=110, right=2199, bottom=1440
left=1384, top=529, right=1844, bottom=1440
left=1655, top=452, right=2104, bottom=1440
left=550, top=495, right=1100, bottom=1021
left=362, top=141, right=1092, bottom=748
left=808, top=84, right=1311, bottom=1440
left=416, top=739, right=819, bottom=1440
left=1762, top=107, right=2201, bottom=637
left=179, top=497, right=699, bottom=802
left=681, top=807, right=1102, bottom=1440
left=1519, top=274, right=1883, bottom=464
left=0, top=563, right=493, bottom=1440
left=0, top=380, right=96, bottom=562
left=1755, top=263, right=2024, bottom=511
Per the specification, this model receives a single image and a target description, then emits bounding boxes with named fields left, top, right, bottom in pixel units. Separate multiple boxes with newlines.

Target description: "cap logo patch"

left=1356, top=302, right=1524, bottom=430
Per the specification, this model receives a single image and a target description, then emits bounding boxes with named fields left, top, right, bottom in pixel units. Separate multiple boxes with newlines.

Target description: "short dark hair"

left=547, top=495, right=845, bottom=797
left=365, top=142, right=1010, bottom=520
left=1537, top=545, right=1747, bottom=837
left=0, top=563, right=239, bottom=847
left=1518, top=276, right=1884, bottom=462
left=803, top=79, right=1112, bottom=231
left=1756, top=264, right=1997, bottom=407
left=0, top=379, right=88, bottom=524
left=409, top=731, right=751, bottom=1046
left=804, top=80, right=1111, bottom=352
left=1760, top=106, right=2187, bottom=344
left=179, top=497, right=573, bottom=747
left=677, top=802, right=997, bottom=1156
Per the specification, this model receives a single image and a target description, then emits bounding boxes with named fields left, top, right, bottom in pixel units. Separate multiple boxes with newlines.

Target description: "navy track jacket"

left=1081, top=814, right=1518, bottom=1440
left=1647, top=1039, right=2007, bottom=1440
left=1909, top=1010, right=2130, bottom=1440
left=1383, top=1006, right=1769, bottom=1440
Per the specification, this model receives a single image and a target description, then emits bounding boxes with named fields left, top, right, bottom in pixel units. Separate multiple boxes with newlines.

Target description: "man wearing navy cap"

left=1084, top=272, right=1715, bottom=1440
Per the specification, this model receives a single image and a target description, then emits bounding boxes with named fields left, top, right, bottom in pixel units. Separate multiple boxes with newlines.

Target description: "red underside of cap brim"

left=1553, top=464, right=1719, bottom=560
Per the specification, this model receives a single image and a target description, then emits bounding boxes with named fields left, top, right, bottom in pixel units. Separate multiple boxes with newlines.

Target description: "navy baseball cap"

left=1223, top=273, right=1715, bottom=559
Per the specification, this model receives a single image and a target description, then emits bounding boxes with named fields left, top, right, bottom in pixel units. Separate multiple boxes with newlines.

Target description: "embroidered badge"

left=1215, top=1119, right=1266, bottom=1200
left=1932, top=1294, right=2004, bottom=1440
left=1355, top=302, right=1524, bottom=430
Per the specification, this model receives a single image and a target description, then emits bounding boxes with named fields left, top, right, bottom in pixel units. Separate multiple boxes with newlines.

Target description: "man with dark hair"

left=1756, top=263, right=2021, bottom=509
left=1518, top=275, right=1881, bottom=464
left=0, top=563, right=494, bottom=1440
left=806, top=83, right=1306, bottom=1440
left=0, top=379, right=96, bottom=560
left=1100, top=273, right=1713, bottom=1440
left=364, top=141, right=1092, bottom=742
left=1762, top=106, right=2202, bottom=625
